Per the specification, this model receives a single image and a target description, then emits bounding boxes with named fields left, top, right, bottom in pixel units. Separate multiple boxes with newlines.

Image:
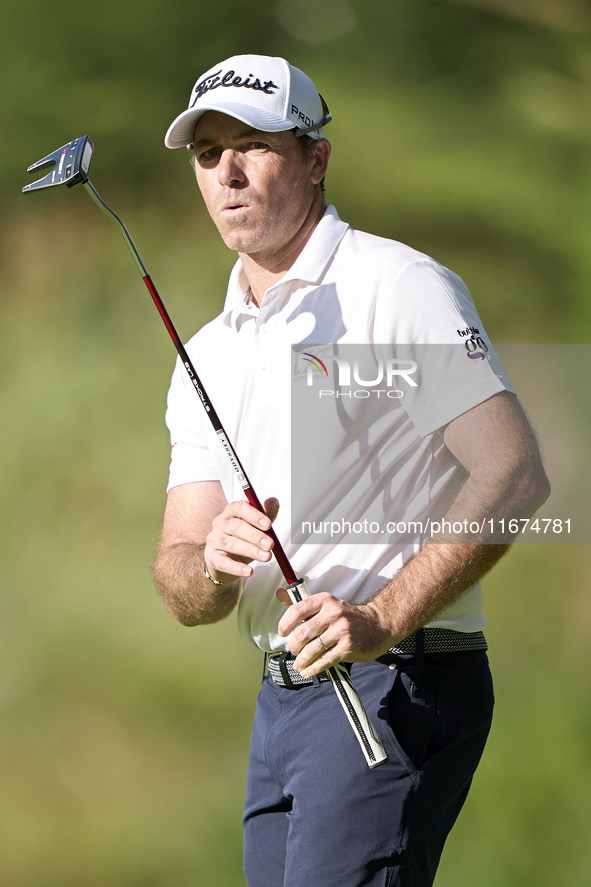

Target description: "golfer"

left=153, top=54, right=550, bottom=887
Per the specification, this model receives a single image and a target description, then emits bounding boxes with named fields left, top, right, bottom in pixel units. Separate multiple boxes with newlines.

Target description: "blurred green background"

left=1, top=0, right=590, bottom=884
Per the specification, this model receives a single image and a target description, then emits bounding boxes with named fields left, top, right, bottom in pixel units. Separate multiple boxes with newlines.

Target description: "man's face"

left=192, top=111, right=325, bottom=259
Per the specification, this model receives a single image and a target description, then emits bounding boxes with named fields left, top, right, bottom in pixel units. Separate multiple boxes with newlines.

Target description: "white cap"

left=165, top=54, right=331, bottom=149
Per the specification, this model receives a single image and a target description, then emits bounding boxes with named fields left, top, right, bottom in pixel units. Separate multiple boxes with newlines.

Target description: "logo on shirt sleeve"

left=457, top=327, right=490, bottom=361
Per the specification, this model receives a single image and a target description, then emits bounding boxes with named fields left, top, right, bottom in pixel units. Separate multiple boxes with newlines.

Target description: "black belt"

left=386, top=627, right=488, bottom=655
left=266, top=628, right=487, bottom=689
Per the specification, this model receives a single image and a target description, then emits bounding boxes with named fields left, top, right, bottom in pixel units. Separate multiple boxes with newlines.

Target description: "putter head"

left=22, top=135, right=94, bottom=193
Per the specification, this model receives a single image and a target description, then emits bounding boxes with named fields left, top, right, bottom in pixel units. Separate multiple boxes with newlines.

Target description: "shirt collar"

left=221, top=205, right=349, bottom=327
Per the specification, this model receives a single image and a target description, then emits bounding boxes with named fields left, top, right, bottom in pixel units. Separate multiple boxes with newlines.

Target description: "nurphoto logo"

left=301, top=350, right=418, bottom=399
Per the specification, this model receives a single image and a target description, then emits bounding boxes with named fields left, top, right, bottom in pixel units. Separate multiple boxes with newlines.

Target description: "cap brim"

left=165, top=103, right=297, bottom=149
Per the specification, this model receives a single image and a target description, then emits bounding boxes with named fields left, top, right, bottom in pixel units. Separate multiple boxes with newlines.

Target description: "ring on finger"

left=318, top=634, right=330, bottom=651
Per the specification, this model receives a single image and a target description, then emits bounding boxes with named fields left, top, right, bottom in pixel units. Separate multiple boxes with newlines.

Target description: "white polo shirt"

left=165, top=206, right=513, bottom=652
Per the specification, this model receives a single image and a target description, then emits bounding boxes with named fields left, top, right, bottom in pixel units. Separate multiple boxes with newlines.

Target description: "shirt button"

left=259, top=323, right=267, bottom=333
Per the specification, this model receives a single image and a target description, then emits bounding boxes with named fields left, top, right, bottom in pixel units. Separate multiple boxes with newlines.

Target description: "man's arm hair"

left=152, top=481, right=241, bottom=626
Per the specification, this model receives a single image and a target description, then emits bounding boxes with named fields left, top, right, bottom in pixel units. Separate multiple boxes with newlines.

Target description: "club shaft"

left=143, top=270, right=386, bottom=766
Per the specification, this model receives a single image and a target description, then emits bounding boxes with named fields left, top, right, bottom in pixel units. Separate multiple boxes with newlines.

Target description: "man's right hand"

left=153, top=483, right=280, bottom=625
left=203, top=497, right=280, bottom=585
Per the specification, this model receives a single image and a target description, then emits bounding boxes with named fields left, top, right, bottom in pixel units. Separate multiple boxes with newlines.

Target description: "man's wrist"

left=203, top=561, right=225, bottom=586
left=358, top=598, right=405, bottom=651
left=202, top=555, right=241, bottom=589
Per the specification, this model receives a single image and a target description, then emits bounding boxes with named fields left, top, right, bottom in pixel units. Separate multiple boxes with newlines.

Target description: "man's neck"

left=239, top=197, right=326, bottom=307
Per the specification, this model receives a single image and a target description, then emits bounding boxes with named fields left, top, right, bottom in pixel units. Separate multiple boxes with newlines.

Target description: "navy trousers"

left=243, top=651, right=494, bottom=887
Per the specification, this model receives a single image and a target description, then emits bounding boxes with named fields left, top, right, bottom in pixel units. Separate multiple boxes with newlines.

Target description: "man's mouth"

left=221, top=201, right=250, bottom=212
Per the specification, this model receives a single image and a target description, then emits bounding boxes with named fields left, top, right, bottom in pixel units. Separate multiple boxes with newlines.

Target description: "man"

left=153, top=55, right=550, bottom=886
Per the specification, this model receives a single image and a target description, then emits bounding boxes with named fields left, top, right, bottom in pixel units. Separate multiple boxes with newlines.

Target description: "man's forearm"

left=363, top=541, right=509, bottom=646
left=364, top=434, right=550, bottom=646
left=152, top=541, right=241, bottom=627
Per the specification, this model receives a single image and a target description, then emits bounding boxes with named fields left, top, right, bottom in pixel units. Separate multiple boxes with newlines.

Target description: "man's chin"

left=218, top=228, right=261, bottom=253
left=220, top=233, right=251, bottom=252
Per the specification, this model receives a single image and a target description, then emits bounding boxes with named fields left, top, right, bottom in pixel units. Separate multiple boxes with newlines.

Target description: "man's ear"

left=310, top=138, right=331, bottom=185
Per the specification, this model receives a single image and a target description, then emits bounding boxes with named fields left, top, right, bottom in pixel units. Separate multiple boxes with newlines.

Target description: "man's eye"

left=249, top=142, right=268, bottom=150
left=199, top=148, right=220, bottom=162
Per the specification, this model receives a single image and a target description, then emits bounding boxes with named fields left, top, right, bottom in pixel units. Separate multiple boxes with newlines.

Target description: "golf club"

left=23, top=135, right=388, bottom=769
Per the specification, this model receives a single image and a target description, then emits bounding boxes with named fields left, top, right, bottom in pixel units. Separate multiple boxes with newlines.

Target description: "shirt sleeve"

left=375, top=257, right=514, bottom=436
left=165, top=356, right=220, bottom=492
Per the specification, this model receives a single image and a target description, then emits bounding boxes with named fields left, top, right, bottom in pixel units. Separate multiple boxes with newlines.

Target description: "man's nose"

left=217, top=149, right=246, bottom=188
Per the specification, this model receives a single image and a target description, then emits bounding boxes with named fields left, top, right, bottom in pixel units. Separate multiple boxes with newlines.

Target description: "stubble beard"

left=212, top=197, right=314, bottom=261
left=208, top=198, right=261, bottom=254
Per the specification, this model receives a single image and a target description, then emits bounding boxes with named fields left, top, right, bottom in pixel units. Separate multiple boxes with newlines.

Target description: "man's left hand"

left=276, top=589, right=394, bottom=678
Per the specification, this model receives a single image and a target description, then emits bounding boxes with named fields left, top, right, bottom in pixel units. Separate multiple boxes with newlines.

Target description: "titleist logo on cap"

left=190, top=69, right=280, bottom=107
